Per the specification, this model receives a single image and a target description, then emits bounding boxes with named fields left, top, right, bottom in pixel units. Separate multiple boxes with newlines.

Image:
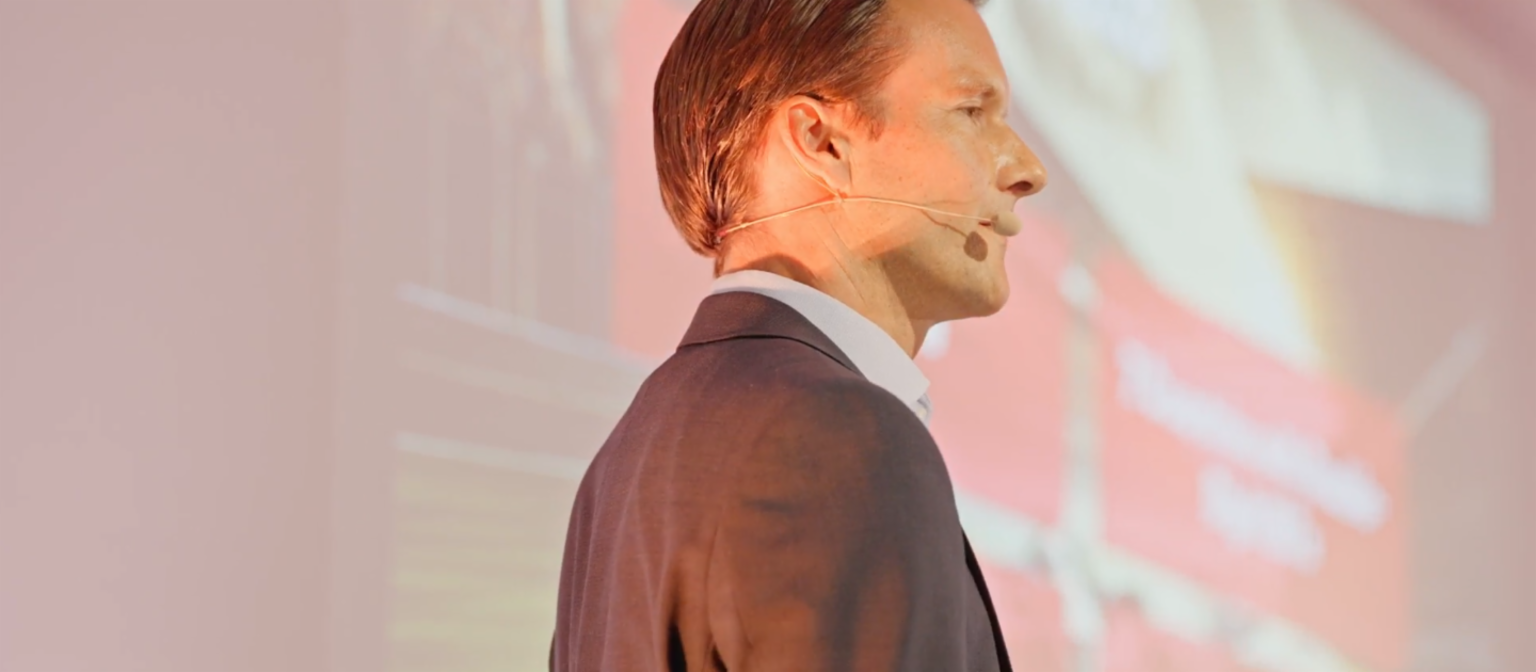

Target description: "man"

left=553, top=0, right=1047, bottom=668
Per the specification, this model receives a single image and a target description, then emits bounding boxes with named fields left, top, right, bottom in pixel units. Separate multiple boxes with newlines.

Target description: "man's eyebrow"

left=951, top=79, right=1009, bottom=119
left=952, top=80, right=1003, bottom=101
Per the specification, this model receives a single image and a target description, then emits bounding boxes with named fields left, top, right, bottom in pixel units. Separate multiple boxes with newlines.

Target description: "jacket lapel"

left=963, top=533, right=1014, bottom=672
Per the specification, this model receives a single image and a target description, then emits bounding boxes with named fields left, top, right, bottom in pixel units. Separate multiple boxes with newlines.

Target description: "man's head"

left=655, top=0, right=1046, bottom=324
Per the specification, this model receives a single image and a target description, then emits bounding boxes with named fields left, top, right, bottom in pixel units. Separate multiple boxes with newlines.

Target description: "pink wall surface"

left=0, top=2, right=343, bottom=670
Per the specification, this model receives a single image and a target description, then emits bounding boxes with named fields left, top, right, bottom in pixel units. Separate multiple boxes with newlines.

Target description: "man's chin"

left=976, top=284, right=1010, bottom=317
left=955, top=277, right=1010, bottom=319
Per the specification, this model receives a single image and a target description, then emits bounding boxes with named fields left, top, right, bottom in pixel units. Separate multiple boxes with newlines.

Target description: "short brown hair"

left=652, top=0, right=910, bottom=259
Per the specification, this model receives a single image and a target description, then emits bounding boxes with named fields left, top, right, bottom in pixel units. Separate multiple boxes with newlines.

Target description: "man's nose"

left=999, top=133, right=1047, bottom=198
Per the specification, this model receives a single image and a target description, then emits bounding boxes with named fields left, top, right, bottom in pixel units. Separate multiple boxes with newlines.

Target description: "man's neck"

left=721, top=256, right=931, bottom=358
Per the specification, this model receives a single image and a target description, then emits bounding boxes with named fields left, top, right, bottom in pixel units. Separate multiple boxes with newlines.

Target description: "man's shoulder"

left=679, top=337, right=935, bottom=466
left=600, top=334, right=926, bottom=472
left=658, top=333, right=910, bottom=420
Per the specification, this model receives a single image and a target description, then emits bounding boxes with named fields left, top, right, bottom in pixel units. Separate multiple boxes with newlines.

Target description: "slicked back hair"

left=653, top=0, right=928, bottom=261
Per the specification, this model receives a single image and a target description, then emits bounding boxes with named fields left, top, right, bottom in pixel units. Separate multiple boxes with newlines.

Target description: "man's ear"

left=777, top=96, right=855, bottom=197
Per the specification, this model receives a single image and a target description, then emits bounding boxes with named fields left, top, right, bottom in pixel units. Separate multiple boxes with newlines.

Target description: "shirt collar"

left=710, top=270, right=931, bottom=422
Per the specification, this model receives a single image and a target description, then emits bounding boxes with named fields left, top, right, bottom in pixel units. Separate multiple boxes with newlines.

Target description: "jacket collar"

left=678, top=291, right=860, bottom=376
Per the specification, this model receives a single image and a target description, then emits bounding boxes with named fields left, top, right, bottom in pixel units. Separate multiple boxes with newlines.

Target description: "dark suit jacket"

left=552, top=291, right=1012, bottom=671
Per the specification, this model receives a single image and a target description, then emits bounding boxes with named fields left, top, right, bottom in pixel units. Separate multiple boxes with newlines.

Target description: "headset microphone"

left=716, top=195, right=1023, bottom=242
left=990, top=210, right=1023, bottom=237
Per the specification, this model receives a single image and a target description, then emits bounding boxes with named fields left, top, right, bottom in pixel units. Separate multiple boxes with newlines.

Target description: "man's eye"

left=963, top=106, right=986, bottom=121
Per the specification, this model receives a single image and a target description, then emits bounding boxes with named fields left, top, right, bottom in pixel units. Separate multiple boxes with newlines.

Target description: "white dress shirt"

left=710, top=270, right=934, bottom=426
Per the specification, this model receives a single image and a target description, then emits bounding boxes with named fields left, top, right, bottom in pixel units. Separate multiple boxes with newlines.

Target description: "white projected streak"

left=1200, top=463, right=1324, bottom=572
left=983, top=0, right=1320, bottom=370
left=397, top=282, right=654, bottom=372
left=1036, top=0, right=1170, bottom=73
left=1116, top=340, right=1389, bottom=534
left=1197, top=0, right=1491, bottom=224
left=397, top=431, right=590, bottom=480
left=956, top=491, right=1360, bottom=672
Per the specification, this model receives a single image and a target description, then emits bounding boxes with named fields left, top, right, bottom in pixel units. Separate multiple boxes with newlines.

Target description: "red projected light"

left=1094, top=254, right=1409, bottom=671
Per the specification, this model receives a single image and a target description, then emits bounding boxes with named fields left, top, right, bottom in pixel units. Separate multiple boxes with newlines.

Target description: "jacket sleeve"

left=705, top=380, right=977, bottom=671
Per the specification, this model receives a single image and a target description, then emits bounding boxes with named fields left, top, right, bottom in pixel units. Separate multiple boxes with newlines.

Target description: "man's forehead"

left=910, top=53, right=1009, bottom=102
left=887, top=0, right=1008, bottom=92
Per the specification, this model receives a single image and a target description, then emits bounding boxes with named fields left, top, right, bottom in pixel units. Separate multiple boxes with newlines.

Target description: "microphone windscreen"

left=992, top=211, right=1023, bottom=237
